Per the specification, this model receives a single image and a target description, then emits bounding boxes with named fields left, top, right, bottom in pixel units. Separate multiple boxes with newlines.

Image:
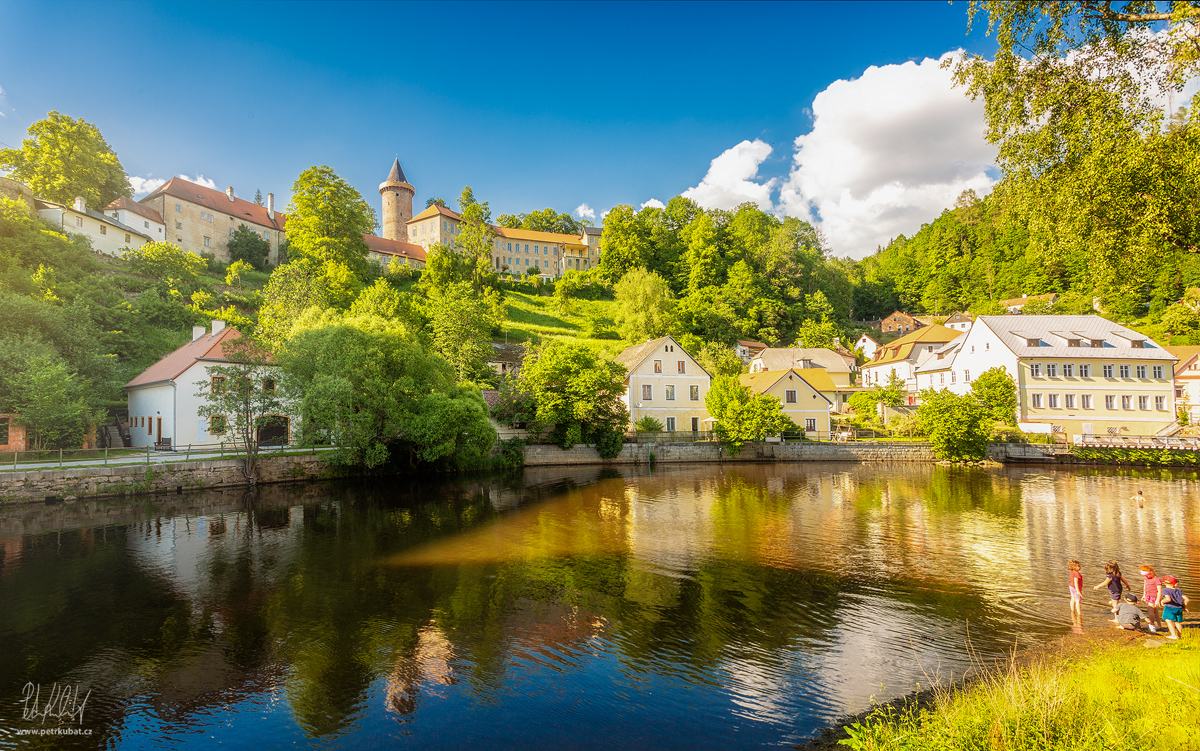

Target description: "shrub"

left=635, top=415, right=664, bottom=432
left=917, top=388, right=991, bottom=461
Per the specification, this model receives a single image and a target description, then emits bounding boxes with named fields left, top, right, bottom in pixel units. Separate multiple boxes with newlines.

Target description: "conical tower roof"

left=385, top=157, right=408, bottom=185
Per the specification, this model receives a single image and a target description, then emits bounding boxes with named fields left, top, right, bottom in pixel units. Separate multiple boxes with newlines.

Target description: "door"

left=691, top=417, right=699, bottom=432
left=156, top=417, right=162, bottom=443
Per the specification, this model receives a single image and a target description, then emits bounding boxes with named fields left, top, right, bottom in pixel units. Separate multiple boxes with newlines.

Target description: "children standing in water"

left=1157, top=575, right=1190, bottom=640
left=1130, top=490, right=1145, bottom=508
left=1093, top=561, right=1131, bottom=611
left=1139, top=565, right=1163, bottom=633
left=1067, top=560, right=1084, bottom=624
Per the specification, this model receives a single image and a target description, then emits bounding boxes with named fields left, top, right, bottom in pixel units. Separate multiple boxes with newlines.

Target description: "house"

left=1001, top=293, right=1058, bottom=313
left=363, top=233, right=427, bottom=269
left=139, top=178, right=288, bottom=264
left=912, top=315, right=1176, bottom=439
left=0, top=414, right=27, bottom=452
left=943, top=312, right=974, bottom=332
left=1165, top=346, right=1200, bottom=424
left=35, top=196, right=155, bottom=256
left=855, top=333, right=879, bottom=360
left=104, top=196, right=167, bottom=243
left=739, top=369, right=833, bottom=436
left=615, top=336, right=711, bottom=432
left=861, top=324, right=963, bottom=403
left=736, top=340, right=768, bottom=363
left=487, top=342, right=526, bottom=379
left=124, top=320, right=290, bottom=448
left=878, top=311, right=922, bottom=334
left=749, top=347, right=860, bottom=412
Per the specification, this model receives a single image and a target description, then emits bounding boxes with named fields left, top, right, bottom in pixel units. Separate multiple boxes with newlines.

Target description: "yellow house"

left=616, top=336, right=711, bottom=433
left=740, top=369, right=833, bottom=436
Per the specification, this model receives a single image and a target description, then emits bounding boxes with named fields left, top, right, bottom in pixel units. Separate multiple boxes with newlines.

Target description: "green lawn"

left=502, top=291, right=626, bottom=356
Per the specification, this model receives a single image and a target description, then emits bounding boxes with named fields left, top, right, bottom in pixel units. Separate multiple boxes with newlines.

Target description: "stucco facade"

left=616, top=336, right=712, bottom=432
left=139, top=179, right=286, bottom=264
left=36, top=197, right=153, bottom=256
left=740, top=370, right=832, bottom=435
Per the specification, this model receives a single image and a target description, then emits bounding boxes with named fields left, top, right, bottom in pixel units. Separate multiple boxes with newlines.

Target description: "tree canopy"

left=284, top=166, right=377, bottom=278
left=0, top=111, right=131, bottom=208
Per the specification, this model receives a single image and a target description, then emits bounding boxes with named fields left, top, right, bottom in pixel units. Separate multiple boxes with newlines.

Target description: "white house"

left=861, top=324, right=963, bottom=402
left=104, top=196, right=167, bottom=243
left=124, top=321, right=289, bottom=448
left=912, top=314, right=1177, bottom=439
left=943, top=312, right=974, bottom=332
left=35, top=196, right=155, bottom=256
left=855, top=333, right=879, bottom=360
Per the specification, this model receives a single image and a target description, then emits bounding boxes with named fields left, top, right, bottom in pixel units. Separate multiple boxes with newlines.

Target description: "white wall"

left=108, top=208, right=166, bottom=242
left=127, top=383, right=176, bottom=447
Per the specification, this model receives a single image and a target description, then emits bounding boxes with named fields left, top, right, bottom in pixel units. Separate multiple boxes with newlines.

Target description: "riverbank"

left=798, top=626, right=1199, bottom=750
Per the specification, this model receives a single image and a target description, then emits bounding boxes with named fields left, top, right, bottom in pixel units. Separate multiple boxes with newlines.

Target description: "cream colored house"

left=750, top=347, right=860, bottom=412
left=363, top=233, right=427, bottom=269
left=861, top=324, right=963, bottom=403
left=914, top=315, right=1176, bottom=439
left=35, top=196, right=154, bottom=256
left=1166, top=346, right=1200, bottom=424
left=104, top=196, right=167, bottom=242
left=139, top=178, right=287, bottom=264
left=739, top=369, right=833, bottom=435
left=616, top=336, right=711, bottom=433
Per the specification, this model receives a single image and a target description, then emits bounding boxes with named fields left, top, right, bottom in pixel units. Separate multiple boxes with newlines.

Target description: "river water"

left=0, top=463, right=1196, bottom=749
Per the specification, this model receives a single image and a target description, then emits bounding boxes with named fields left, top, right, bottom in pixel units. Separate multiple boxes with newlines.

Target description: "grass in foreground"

left=841, top=639, right=1199, bottom=750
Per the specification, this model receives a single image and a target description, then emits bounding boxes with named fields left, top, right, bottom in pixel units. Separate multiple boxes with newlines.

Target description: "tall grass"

left=841, top=640, right=1199, bottom=750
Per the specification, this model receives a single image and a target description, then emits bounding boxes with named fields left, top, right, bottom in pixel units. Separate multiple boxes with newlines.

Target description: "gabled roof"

left=1166, top=345, right=1200, bottom=374
left=411, top=203, right=462, bottom=222
left=142, top=177, right=287, bottom=231
left=976, top=315, right=1173, bottom=360
left=856, top=333, right=879, bottom=344
left=385, top=158, right=409, bottom=185
left=739, top=369, right=834, bottom=406
left=614, top=336, right=709, bottom=378
left=914, top=340, right=963, bottom=374
left=37, top=198, right=152, bottom=240
left=125, top=326, right=243, bottom=389
left=496, top=225, right=586, bottom=246
left=738, top=339, right=768, bottom=349
left=1001, top=292, right=1057, bottom=307
left=488, top=342, right=526, bottom=363
left=581, top=226, right=602, bottom=236
left=105, top=195, right=164, bottom=224
left=753, top=347, right=855, bottom=373
left=363, top=233, right=427, bottom=262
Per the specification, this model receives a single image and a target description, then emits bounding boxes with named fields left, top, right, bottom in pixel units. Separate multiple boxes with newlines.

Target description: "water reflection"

left=0, top=464, right=1196, bottom=749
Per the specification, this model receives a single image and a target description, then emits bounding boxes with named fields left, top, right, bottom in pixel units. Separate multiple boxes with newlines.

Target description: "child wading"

left=1094, top=561, right=1131, bottom=611
left=1067, top=560, right=1084, bottom=627
left=1139, top=565, right=1163, bottom=633
left=1157, top=575, right=1191, bottom=640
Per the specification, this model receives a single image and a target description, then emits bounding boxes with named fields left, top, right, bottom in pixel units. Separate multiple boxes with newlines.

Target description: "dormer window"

left=1026, top=338, right=1039, bottom=347
left=1131, top=340, right=1145, bottom=349
left=1091, top=339, right=1104, bottom=347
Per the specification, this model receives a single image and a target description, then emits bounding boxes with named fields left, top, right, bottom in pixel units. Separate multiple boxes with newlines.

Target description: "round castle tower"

left=379, top=157, right=415, bottom=241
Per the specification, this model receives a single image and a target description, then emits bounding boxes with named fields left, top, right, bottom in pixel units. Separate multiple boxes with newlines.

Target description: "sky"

left=0, top=1, right=1003, bottom=258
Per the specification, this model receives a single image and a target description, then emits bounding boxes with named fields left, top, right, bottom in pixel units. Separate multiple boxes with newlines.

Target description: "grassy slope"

left=502, top=291, right=627, bottom=357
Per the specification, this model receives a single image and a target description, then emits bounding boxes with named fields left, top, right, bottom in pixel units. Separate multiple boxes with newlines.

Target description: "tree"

left=426, top=197, right=447, bottom=208
left=696, top=341, right=743, bottom=377
left=496, top=208, right=582, bottom=235
left=285, top=166, right=377, bottom=277
left=704, top=375, right=790, bottom=455
left=195, top=337, right=288, bottom=482
left=635, top=416, right=664, bottom=432
left=257, top=260, right=360, bottom=346
left=848, top=388, right=882, bottom=422
left=455, top=186, right=500, bottom=294
left=427, top=281, right=501, bottom=381
left=971, top=366, right=1018, bottom=425
left=227, top=224, right=271, bottom=270
left=254, top=189, right=264, bottom=207
left=124, top=241, right=207, bottom=293
left=614, top=268, right=675, bottom=342
left=917, top=388, right=992, bottom=461
left=517, top=340, right=628, bottom=449
left=225, top=259, right=251, bottom=289
left=881, top=371, right=906, bottom=408
left=0, top=111, right=131, bottom=208
left=17, top=355, right=96, bottom=450
left=794, top=317, right=841, bottom=349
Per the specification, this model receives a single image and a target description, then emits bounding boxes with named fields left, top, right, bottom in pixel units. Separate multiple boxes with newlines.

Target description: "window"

left=665, top=385, right=676, bottom=401
left=951, top=371, right=956, bottom=384
left=1152, top=365, right=1164, bottom=379
left=677, top=360, right=685, bottom=374
left=653, top=359, right=662, bottom=373
left=1119, top=364, right=1131, bottom=378
left=1103, top=364, right=1114, bottom=378
left=964, top=370, right=970, bottom=382
left=785, top=389, right=798, bottom=404
left=211, top=376, right=226, bottom=394
left=1048, top=394, right=1059, bottom=408
left=642, top=384, right=652, bottom=401
left=1063, top=363, right=1074, bottom=377
left=263, top=231, right=269, bottom=240
left=1046, top=363, right=1057, bottom=377
left=805, top=418, right=817, bottom=431
left=204, top=236, right=212, bottom=247
left=229, top=228, right=235, bottom=237
left=1136, top=365, right=1147, bottom=378
left=1080, top=364, right=1091, bottom=378
left=665, top=417, right=676, bottom=432
left=144, top=220, right=150, bottom=228
left=99, top=224, right=107, bottom=235
left=525, top=245, right=529, bottom=252
left=125, top=233, right=131, bottom=242
left=1032, top=393, right=1043, bottom=408
left=1105, top=395, right=1115, bottom=409
left=175, top=204, right=182, bottom=213
left=75, top=216, right=83, bottom=227
left=1138, top=395, right=1148, bottom=410
left=985, top=342, right=990, bottom=351
left=201, top=212, right=214, bottom=222
left=1122, top=395, right=1132, bottom=409
left=147, top=418, right=153, bottom=436
left=690, top=385, right=699, bottom=401
left=176, top=221, right=182, bottom=229
left=1031, top=363, right=1042, bottom=377
left=263, top=378, right=276, bottom=392
left=210, top=415, right=227, bottom=435
left=1156, top=396, right=1165, bottom=410
left=1082, top=394, right=1092, bottom=409
left=1065, top=394, right=1075, bottom=409
left=940, top=372, right=945, bottom=384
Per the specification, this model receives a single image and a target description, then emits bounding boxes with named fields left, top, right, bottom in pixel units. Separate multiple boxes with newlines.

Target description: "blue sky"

left=0, top=1, right=999, bottom=256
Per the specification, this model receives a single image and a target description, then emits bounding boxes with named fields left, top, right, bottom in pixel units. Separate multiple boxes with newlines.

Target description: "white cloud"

left=681, top=139, right=777, bottom=212
left=178, top=173, right=218, bottom=189
left=0, top=85, right=7, bottom=116
left=640, top=198, right=665, bottom=210
left=573, top=202, right=596, bottom=220
left=778, top=52, right=997, bottom=258
left=129, top=176, right=166, bottom=195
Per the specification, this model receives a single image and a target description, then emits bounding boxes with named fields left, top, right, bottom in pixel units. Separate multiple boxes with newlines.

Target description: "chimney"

left=73, top=196, right=86, bottom=212
left=192, top=325, right=205, bottom=341
left=225, top=186, right=236, bottom=202
left=267, top=192, right=274, bottom=220
left=212, top=319, right=226, bottom=334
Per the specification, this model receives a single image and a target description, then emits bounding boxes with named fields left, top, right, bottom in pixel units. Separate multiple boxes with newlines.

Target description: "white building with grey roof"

left=913, top=315, right=1176, bottom=439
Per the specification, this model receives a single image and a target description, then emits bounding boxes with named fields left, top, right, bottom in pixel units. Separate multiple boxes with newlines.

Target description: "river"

left=0, top=463, right=1196, bottom=749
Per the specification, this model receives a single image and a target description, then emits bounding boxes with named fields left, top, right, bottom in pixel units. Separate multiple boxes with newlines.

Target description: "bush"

left=635, top=415, right=664, bottom=432
left=594, top=427, right=625, bottom=459
left=917, top=388, right=991, bottom=461
left=125, top=241, right=206, bottom=292
left=494, top=437, right=527, bottom=469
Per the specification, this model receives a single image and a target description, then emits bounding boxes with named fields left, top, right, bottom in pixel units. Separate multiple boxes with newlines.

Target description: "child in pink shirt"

left=1139, top=564, right=1163, bottom=633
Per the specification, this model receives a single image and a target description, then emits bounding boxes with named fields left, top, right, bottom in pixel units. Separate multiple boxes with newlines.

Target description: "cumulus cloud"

left=778, top=52, right=997, bottom=257
left=129, top=176, right=166, bottom=195
left=640, top=198, right=665, bottom=210
left=681, top=139, right=777, bottom=212
left=178, top=173, right=218, bottom=189
left=574, top=202, right=596, bottom=220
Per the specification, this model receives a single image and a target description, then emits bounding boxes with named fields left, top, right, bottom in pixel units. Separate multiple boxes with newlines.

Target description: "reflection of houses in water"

left=384, top=622, right=455, bottom=717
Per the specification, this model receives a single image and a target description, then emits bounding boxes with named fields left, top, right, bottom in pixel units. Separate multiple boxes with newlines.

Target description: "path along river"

left=0, top=463, right=1196, bottom=749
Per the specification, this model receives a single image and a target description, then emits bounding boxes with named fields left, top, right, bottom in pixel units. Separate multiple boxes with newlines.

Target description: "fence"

left=0, top=440, right=323, bottom=471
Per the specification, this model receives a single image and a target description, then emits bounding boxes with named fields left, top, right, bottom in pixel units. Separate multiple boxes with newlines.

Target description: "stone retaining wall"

left=524, top=441, right=935, bottom=466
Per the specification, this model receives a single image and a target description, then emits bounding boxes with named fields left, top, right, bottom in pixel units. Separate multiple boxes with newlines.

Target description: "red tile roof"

left=142, top=177, right=287, bottom=231
left=411, top=204, right=462, bottom=222
left=363, top=233, right=427, bottom=262
left=105, top=195, right=164, bottom=224
left=125, top=326, right=243, bottom=389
